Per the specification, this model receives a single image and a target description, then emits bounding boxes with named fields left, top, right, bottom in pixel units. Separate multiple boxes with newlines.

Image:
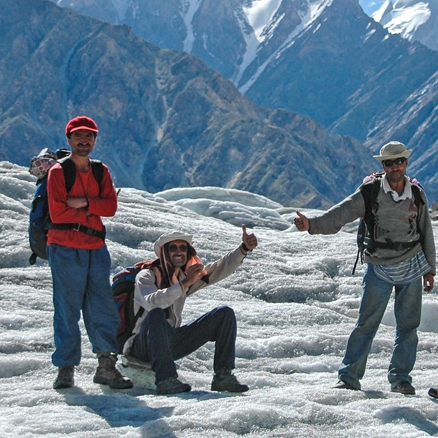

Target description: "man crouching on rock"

left=123, top=226, right=257, bottom=395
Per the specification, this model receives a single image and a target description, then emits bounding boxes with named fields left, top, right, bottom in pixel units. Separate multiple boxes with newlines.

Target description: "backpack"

left=28, top=148, right=105, bottom=265
left=352, top=173, right=425, bottom=274
left=112, top=267, right=144, bottom=354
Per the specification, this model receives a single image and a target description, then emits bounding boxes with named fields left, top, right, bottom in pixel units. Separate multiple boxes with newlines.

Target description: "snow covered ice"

left=1, top=160, right=438, bottom=437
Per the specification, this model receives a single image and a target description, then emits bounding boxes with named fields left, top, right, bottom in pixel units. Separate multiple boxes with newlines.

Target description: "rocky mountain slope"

left=0, top=0, right=378, bottom=209
left=50, top=0, right=438, bottom=202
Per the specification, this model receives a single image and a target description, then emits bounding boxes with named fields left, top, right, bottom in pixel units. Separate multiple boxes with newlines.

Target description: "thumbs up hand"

left=241, top=224, right=258, bottom=253
left=294, top=211, right=310, bottom=232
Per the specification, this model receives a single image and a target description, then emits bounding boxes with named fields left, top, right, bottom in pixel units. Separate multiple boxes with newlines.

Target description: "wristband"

left=241, top=242, right=251, bottom=252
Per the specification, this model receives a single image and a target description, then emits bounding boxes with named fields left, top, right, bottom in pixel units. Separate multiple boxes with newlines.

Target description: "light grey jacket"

left=123, top=246, right=246, bottom=354
left=308, top=179, right=436, bottom=274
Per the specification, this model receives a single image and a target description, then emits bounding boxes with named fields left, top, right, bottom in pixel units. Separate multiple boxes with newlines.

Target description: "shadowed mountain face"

left=51, top=0, right=438, bottom=201
left=0, top=0, right=377, bottom=209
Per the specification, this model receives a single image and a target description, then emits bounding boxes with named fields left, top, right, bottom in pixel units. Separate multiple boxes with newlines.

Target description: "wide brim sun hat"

left=154, top=231, right=193, bottom=257
left=373, top=141, right=412, bottom=162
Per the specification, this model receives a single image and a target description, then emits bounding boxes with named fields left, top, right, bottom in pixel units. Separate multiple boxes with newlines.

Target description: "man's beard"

left=170, top=256, right=187, bottom=268
left=387, top=171, right=405, bottom=184
left=75, top=145, right=91, bottom=156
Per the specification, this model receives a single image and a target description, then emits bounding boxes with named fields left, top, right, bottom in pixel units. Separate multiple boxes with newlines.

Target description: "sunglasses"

left=168, top=244, right=188, bottom=253
left=382, top=157, right=407, bottom=167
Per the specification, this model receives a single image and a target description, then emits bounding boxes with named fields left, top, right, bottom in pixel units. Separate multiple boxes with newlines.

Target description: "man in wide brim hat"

left=124, top=226, right=258, bottom=395
left=294, top=139, right=435, bottom=395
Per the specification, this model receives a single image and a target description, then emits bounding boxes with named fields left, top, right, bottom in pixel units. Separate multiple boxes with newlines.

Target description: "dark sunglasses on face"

left=382, top=157, right=407, bottom=167
left=168, top=244, right=188, bottom=253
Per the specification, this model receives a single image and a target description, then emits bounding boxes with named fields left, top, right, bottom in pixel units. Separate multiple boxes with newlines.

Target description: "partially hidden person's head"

left=154, top=231, right=196, bottom=269
left=65, top=116, right=99, bottom=157
left=373, top=141, right=411, bottom=183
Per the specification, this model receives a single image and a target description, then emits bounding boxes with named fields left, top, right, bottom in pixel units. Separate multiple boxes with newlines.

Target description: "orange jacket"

left=47, top=161, right=117, bottom=249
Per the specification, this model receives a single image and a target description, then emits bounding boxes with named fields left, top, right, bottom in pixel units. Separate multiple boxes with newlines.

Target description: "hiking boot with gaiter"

left=93, top=354, right=133, bottom=389
left=53, top=366, right=74, bottom=389
left=211, top=368, right=249, bottom=393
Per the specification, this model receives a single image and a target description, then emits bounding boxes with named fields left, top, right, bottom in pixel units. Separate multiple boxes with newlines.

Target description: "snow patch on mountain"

left=372, top=0, right=437, bottom=51
left=373, top=0, right=430, bottom=38
left=243, top=0, right=283, bottom=42
left=237, top=0, right=333, bottom=93
left=233, top=0, right=284, bottom=85
left=180, top=0, right=203, bottom=52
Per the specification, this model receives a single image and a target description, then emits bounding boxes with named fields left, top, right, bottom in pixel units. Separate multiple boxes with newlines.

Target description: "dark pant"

left=130, top=305, right=237, bottom=383
left=48, top=244, right=120, bottom=367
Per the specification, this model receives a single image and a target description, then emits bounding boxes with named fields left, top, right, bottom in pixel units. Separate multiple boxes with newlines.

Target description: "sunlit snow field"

left=1, top=161, right=438, bottom=437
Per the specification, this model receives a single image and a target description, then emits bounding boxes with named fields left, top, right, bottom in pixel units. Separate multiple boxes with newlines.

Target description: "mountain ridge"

left=0, top=0, right=378, bottom=209
left=49, top=0, right=438, bottom=201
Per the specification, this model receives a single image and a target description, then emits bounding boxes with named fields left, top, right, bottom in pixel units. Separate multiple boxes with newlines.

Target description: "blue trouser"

left=339, top=264, right=422, bottom=389
left=131, top=305, right=237, bottom=384
left=48, top=244, right=120, bottom=367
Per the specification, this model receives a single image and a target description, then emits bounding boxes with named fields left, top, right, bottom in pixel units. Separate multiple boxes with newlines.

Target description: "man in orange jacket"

left=47, top=116, right=132, bottom=390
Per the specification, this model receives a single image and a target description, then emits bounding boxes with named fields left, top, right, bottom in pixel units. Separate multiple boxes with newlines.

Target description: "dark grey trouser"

left=131, top=305, right=237, bottom=383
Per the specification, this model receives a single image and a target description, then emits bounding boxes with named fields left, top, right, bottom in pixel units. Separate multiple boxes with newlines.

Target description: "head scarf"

left=134, top=242, right=209, bottom=290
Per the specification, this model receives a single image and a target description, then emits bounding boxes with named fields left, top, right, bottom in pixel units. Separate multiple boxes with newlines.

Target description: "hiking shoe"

left=428, top=388, right=438, bottom=399
left=53, top=366, right=74, bottom=389
left=333, top=380, right=360, bottom=390
left=156, top=377, right=191, bottom=395
left=391, top=381, right=415, bottom=395
left=211, top=369, right=249, bottom=393
left=93, top=354, right=133, bottom=389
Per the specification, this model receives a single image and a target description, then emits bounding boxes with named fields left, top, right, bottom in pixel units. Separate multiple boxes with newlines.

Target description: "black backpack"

left=112, top=267, right=144, bottom=354
left=352, top=175, right=425, bottom=274
left=28, top=149, right=105, bottom=265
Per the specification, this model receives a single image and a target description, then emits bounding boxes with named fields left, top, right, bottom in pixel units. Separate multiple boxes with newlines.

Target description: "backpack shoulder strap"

left=411, top=184, right=426, bottom=243
left=90, top=159, right=104, bottom=186
left=352, top=178, right=381, bottom=275
left=411, top=184, right=425, bottom=208
left=58, top=157, right=76, bottom=193
left=58, top=157, right=104, bottom=192
left=360, top=178, right=381, bottom=224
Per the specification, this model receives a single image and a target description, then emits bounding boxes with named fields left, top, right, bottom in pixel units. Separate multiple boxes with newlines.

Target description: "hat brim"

left=68, top=126, right=99, bottom=134
left=373, top=150, right=412, bottom=162
left=154, top=232, right=193, bottom=257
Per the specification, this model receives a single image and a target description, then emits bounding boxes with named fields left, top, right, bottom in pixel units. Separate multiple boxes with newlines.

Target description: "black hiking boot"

left=156, top=377, right=192, bottom=395
left=391, top=381, right=415, bottom=395
left=428, top=388, right=438, bottom=399
left=53, top=366, right=74, bottom=389
left=93, top=354, right=133, bottom=389
left=211, top=368, right=249, bottom=393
